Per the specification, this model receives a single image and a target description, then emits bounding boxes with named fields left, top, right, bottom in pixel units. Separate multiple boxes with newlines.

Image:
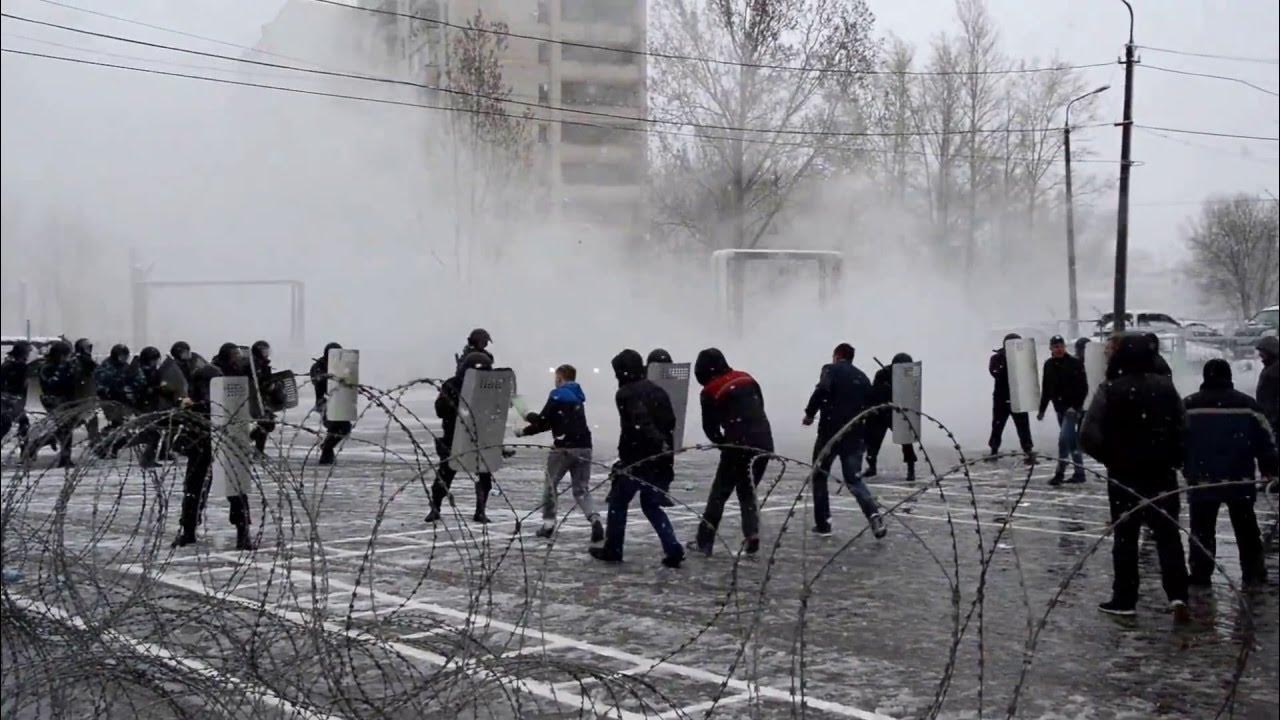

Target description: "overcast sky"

left=2, top=0, right=1277, bottom=261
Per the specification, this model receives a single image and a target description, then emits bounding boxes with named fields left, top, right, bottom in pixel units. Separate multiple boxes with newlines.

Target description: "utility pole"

left=1064, top=85, right=1110, bottom=339
left=1113, top=1, right=1137, bottom=333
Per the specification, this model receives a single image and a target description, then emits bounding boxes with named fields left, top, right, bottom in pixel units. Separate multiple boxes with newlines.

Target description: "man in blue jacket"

left=803, top=343, right=885, bottom=539
left=517, top=364, right=603, bottom=543
left=1183, top=359, right=1277, bottom=587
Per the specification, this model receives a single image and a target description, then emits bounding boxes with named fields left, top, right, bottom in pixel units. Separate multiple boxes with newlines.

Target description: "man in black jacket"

left=590, top=349, right=683, bottom=566
left=38, top=340, right=79, bottom=468
left=309, top=342, right=352, bottom=466
left=72, top=337, right=102, bottom=447
left=865, top=352, right=917, bottom=482
left=173, top=343, right=255, bottom=550
left=988, top=333, right=1034, bottom=463
left=1257, top=335, right=1278, bottom=439
left=517, top=363, right=603, bottom=542
left=0, top=341, right=32, bottom=443
left=803, top=343, right=885, bottom=538
left=246, top=340, right=285, bottom=455
left=1037, top=335, right=1089, bottom=485
left=425, top=351, right=496, bottom=525
left=1081, top=333, right=1190, bottom=618
left=1183, top=359, right=1276, bottom=587
left=689, top=348, right=773, bottom=556
left=92, top=344, right=140, bottom=460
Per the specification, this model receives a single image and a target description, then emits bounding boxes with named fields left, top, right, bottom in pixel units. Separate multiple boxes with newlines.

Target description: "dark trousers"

left=1189, top=497, right=1266, bottom=584
left=1108, top=475, right=1188, bottom=605
left=430, top=438, right=491, bottom=515
left=177, top=435, right=249, bottom=539
left=865, top=413, right=917, bottom=464
left=320, top=420, right=352, bottom=457
left=695, top=448, right=766, bottom=548
left=812, top=437, right=879, bottom=526
left=604, top=472, right=683, bottom=561
left=250, top=417, right=276, bottom=453
left=989, top=397, right=1033, bottom=453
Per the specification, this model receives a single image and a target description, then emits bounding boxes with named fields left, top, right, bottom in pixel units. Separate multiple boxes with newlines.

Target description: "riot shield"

left=1084, top=341, right=1107, bottom=404
left=646, top=362, right=691, bottom=450
left=1005, top=337, right=1040, bottom=414
left=267, top=371, right=299, bottom=411
left=210, top=376, right=253, bottom=498
left=158, top=357, right=189, bottom=399
left=324, top=348, right=359, bottom=423
left=891, top=361, right=924, bottom=445
left=449, top=368, right=515, bottom=474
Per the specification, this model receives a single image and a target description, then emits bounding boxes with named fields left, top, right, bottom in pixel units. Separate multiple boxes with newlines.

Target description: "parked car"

left=1181, top=321, right=1223, bottom=338
left=1092, top=309, right=1184, bottom=337
left=1229, top=304, right=1279, bottom=357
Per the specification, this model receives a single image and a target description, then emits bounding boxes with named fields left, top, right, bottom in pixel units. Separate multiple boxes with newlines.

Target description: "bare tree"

left=912, top=33, right=965, bottom=252
left=649, top=0, right=878, bottom=250
left=865, top=36, right=916, bottom=206
left=955, top=0, right=1003, bottom=271
left=1185, top=195, right=1280, bottom=319
left=1005, top=58, right=1085, bottom=234
left=444, top=10, right=532, bottom=268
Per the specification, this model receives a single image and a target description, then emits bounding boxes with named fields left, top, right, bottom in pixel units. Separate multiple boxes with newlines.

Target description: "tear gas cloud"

left=0, top=5, right=1122, bottom=455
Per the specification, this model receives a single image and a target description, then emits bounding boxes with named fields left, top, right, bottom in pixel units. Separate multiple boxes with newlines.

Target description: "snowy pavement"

left=2, top=429, right=1278, bottom=719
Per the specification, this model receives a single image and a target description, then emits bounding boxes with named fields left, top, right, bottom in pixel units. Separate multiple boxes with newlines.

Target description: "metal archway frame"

left=711, top=249, right=844, bottom=335
left=131, top=274, right=305, bottom=349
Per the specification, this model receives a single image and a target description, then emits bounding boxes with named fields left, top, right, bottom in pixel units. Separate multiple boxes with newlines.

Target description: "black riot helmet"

left=109, top=344, right=131, bottom=362
left=139, top=346, right=162, bottom=367
left=892, top=352, right=913, bottom=364
left=467, top=328, right=492, bottom=349
left=646, top=348, right=672, bottom=366
left=170, top=341, right=191, bottom=360
left=74, top=337, right=93, bottom=355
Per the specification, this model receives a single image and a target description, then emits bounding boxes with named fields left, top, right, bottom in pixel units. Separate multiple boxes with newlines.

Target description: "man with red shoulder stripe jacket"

left=689, top=348, right=774, bottom=556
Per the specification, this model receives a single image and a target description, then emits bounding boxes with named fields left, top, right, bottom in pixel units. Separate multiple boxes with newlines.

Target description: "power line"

left=1134, top=124, right=1280, bottom=142
left=1139, top=44, right=1279, bottom=65
left=1131, top=196, right=1278, bottom=207
left=0, top=45, right=1127, bottom=165
left=1, top=32, right=317, bottom=82
left=30, top=0, right=335, bottom=71
left=1, top=12, right=1111, bottom=141
left=1138, top=127, right=1280, bottom=165
left=308, top=0, right=1114, bottom=79
left=1144, top=63, right=1279, bottom=98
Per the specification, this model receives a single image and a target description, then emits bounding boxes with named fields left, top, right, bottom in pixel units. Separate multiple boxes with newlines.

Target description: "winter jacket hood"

left=550, top=381, right=586, bottom=404
left=694, top=348, right=730, bottom=386
left=611, top=349, right=646, bottom=384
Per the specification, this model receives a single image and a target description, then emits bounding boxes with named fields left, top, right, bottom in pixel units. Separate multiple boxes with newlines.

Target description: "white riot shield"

left=1005, top=337, right=1040, bottom=414
left=449, top=368, right=515, bottom=474
left=647, top=362, right=691, bottom=450
left=210, top=376, right=253, bottom=498
left=1084, top=342, right=1107, bottom=404
left=891, top=361, right=924, bottom=445
left=325, top=348, right=359, bottom=423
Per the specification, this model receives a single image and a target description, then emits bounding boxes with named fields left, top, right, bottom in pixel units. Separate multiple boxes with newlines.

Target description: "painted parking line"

left=9, top=593, right=346, bottom=720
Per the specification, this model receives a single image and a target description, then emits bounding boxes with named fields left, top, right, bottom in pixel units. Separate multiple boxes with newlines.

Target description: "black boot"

left=473, top=476, right=492, bottom=524
left=235, top=523, right=256, bottom=551
left=172, top=526, right=197, bottom=548
left=905, top=461, right=916, bottom=483
left=863, top=456, right=878, bottom=478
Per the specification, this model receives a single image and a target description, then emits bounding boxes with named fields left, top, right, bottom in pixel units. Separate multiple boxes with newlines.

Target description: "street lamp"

left=1063, top=84, right=1110, bottom=339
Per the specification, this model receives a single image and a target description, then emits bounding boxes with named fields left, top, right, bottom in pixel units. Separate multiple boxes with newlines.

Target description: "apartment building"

left=257, top=0, right=648, bottom=235
left=357, top=0, right=650, bottom=237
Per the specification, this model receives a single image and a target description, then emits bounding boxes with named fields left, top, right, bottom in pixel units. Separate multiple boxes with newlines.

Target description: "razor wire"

left=0, top=381, right=1276, bottom=719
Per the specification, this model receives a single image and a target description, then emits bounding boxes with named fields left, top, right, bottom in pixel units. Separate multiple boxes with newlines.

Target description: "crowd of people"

left=1, top=326, right=1276, bottom=615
